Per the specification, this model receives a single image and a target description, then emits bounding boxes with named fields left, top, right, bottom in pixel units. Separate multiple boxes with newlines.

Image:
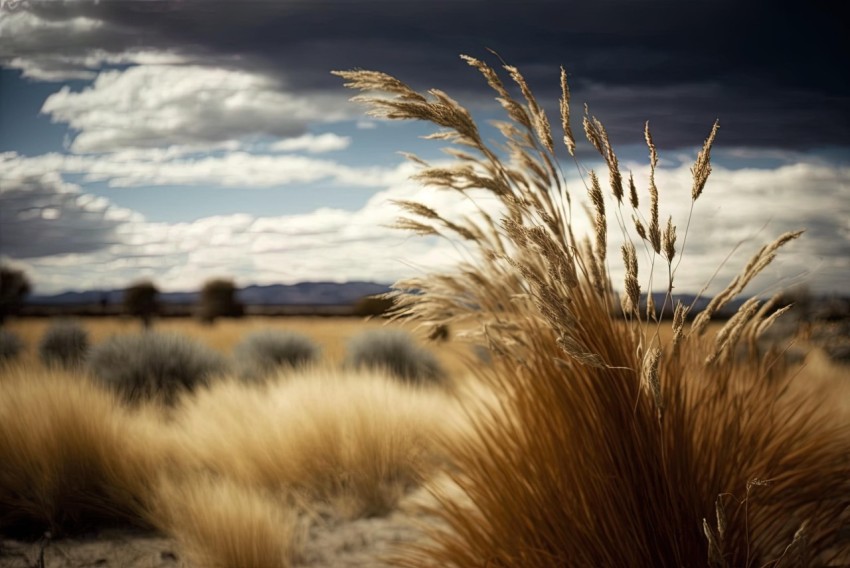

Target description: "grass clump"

left=151, top=476, right=301, bottom=568
left=38, top=319, right=89, bottom=369
left=0, top=329, right=24, bottom=363
left=345, top=329, right=444, bottom=385
left=0, top=368, right=171, bottom=537
left=337, top=56, right=850, bottom=566
left=174, top=370, right=457, bottom=518
left=88, top=331, right=227, bottom=405
left=233, top=330, right=320, bottom=381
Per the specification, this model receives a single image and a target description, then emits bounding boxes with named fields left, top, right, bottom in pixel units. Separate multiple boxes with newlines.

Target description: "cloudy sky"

left=1, top=0, right=848, bottom=296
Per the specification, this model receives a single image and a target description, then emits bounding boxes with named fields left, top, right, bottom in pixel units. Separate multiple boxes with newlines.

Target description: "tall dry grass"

left=336, top=55, right=850, bottom=566
left=173, top=369, right=461, bottom=519
left=150, top=476, right=302, bottom=568
left=0, top=366, right=173, bottom=537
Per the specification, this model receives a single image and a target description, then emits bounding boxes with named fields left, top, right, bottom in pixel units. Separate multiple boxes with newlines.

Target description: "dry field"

left=3, top=316, right=474, bottom=379
left=4, top=55, right=850, bottom=567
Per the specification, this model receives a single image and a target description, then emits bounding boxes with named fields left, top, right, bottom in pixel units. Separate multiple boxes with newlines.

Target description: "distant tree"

left=0, top=265, right=31, bottom=325
left=197, top=278, right=244, bottom=324
left=352, top=294, right=395, bottom=318
left=124, top=280, right=159, bottom=328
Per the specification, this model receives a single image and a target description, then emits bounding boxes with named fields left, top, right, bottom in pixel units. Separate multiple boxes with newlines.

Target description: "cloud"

left=1, top=151, right=415, bottom=189
left=4, top=152, right=848, bottom=295
left=270, top=133, right=351, bottom=153
left=41, top=65, right=354, bottom=152
left=3, top=2, right=847, bottom=149
left=0, top=172, right=142, bottom=258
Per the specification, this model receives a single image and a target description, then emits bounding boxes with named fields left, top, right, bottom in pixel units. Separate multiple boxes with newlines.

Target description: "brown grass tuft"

left=0, top=366, right=173, bottom=536
left=337, top=55, right=850, bottom=567
left=173, top=370, right=461, bottom=519
left=150, top=476, right=302, bottom=568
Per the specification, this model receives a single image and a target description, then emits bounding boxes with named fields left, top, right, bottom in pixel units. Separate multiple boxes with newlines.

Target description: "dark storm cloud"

left=7, top=0, right=850, bottom=148
left=0, top=175, right=133, bottom=258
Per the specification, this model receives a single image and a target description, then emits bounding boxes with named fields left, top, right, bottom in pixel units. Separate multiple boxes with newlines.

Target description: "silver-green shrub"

left=0, top=329, right=23, bottom=363
left=87, top=332, right=227, bottom=405
left=233, top=330, right=320, bottom=382
left=39, top=320, right=89, bottom=369
left=344, top=329, right=444, bottom=385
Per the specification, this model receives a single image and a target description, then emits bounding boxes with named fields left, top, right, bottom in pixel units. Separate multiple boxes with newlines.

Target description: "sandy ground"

left=0, top=486, right=446, bottom=568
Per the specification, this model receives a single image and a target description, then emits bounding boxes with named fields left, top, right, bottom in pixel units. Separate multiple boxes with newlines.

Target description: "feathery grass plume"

left=645, top=121, right=662, bottom=253
left=150, top=476, right=301, bottom=568
left=174, top=370, right=458, bottom=518
left=345, top=329, right=445, bottom=385
left=584, top=106, right=623, bottom=203
left=88, top=331, right=227, bottom=405
left=338, top=55, right=850, bottom=567
left=38, top=319, right=89, bottom=369
left=559, top=66, right=576, bottom=156
left=621, top=242, right=641, bottom=317
left=0, top=368, right=174, bottom=536
left=0, top=328, right=23, bottom=363
left=233, top=330, right=319, bottom=382
left=628, top=170, right=639, bottom=208
left=690, top=230, right=803, bottom=337
left=692, top=119, right=721, bottom=201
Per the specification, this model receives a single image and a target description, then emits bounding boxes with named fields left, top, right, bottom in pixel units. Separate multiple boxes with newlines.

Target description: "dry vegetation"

left=2, top=54, right=849, bottom=567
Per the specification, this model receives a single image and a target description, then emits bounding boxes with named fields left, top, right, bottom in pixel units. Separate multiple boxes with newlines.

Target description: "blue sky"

left=1, top=1, right=848, bottom=295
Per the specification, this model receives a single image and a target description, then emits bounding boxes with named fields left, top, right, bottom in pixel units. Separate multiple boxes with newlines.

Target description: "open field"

left=1, top=315, right=848, bottom=567
left=4, top=57, right=850, bottom=568
left=3, top=316, right=474, bottom=380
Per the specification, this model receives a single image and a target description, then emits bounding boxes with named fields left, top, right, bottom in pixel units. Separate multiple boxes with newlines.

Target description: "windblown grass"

left=336, top=54, right=850, bottom=566
left=0, top=367, right=173, bottom=537
left=150, top=476, right=302, bottom=568
left=173, top=370, right=461, bottom=518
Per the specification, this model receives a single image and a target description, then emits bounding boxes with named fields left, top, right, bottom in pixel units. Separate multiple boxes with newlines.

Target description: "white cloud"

left=41, top=64, right=354, bottom=152
left=2, top=147, right=848, bottom=296
left=1, top=151, right=416, bottom=189
left=270, top=133, right=351, bottom=153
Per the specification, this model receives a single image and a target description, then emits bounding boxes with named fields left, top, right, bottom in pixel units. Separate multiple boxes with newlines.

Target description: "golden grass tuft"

left=173, top=369, right=461, bottom=518
left=0, top=366, right=174, bottom=536
left=337, top=55, right=850, bottom=566
left=150, top=476, right=302, bottom=568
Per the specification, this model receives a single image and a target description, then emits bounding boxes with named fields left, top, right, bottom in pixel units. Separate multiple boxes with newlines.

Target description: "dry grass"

left=173, top=369, right=462, bottom=519
left=0, top=366, right=173, bottom=537
left=150, top=476, right=302, bottom=568
left=0, top=361, right=464, bottom=563
left=336, top=55, right=850, bottom=566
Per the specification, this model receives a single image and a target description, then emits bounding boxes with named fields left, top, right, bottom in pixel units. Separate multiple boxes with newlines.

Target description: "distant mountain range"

left=27, top=283, right=753, bottom=318
left=27, top=281, right=393, bottom=306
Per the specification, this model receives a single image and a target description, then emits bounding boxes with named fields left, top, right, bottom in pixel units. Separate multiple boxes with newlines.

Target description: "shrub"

left=344, top=329, right=444, bottom=385
left=124, top=280, right=159, bottom=328
left=0, top=329, right=24, bottom=363
left=88, top=332, right=227, bottom=405
left=197, top=278, right=244, bottom=324
left=38, top=319, right=89, bottom=369
left=337, top=57, right=850, bottom=566
left=233, top=330, right=320, bottom=381
left=0, top=265, right=30, bottom=324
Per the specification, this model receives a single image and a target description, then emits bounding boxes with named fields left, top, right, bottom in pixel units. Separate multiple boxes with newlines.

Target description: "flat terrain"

left=2, top=315, right=848, bottom=567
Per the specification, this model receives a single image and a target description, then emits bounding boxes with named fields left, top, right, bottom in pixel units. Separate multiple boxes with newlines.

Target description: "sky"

left=0, top=0, right=848, bottom=296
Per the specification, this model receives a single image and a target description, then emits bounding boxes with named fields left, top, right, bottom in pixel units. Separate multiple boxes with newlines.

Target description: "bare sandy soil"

left=0, top=486, right=445, bottom=568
